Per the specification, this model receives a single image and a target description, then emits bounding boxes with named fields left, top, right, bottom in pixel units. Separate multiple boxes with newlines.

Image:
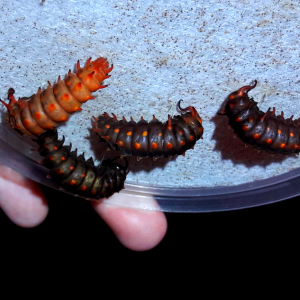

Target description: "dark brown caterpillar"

left=0, top=57, right=113, bottom=136
left=222, top=80, right=300, bottom=154
left=36, top=129, right=128, bottom=199
left=92, top=100, right=204, bottom=160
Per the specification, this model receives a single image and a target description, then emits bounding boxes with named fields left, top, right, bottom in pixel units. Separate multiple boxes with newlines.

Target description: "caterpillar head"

left=223, top=80, right=258, bottom=117
left=176, top=100, right=204, bottom=140
left=84, top=57, right=113, bottom=82
left=0, top=88, right=31, bottom=133
left=177, top=100, right=202, bottom=125
left=102, top=156, right=129, bottom=175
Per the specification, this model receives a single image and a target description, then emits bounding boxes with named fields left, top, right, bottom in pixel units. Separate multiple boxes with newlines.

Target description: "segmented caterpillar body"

left=92, top=101, right=204, bottom=160
left=223, top=80, right=300, bottom=154
left=0, top=57, right=113, bottom=136
left=36, top=129, right=128, bottom=199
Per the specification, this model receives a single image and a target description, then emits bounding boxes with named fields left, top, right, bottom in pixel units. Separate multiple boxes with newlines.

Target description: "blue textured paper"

left=1, top=0, right=299, bottom=188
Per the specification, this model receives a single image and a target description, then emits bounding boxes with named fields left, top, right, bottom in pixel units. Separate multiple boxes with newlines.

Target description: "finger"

left=91, top=193, right=167, bottom=251
left=0, top=165, right=49, bottom=228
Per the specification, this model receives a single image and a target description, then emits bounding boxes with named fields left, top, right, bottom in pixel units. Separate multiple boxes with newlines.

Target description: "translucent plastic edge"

left=1, top=123, right=299, bottom=212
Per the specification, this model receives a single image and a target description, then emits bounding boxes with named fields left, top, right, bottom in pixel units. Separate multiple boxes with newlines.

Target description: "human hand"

left=0, top=164, right=167, bottom=251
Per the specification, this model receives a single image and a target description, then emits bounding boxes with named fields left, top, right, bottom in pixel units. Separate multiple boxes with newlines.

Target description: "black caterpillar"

left=92, top=100, right=204, bottom=160
left=36, top=129, right=129, bottom=199
left=222, top=80, right=300, bottom=154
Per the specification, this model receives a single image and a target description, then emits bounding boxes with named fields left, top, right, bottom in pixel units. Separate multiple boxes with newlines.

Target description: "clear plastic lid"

left=1, top=123, right=300, bottom=212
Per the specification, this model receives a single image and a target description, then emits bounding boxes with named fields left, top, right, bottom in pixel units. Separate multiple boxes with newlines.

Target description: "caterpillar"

left=222, top=80, right=300, bottom=154
left=92, top=100, right=204, bottom=161
left=35, top=129, right=128, bottom=199
left=0, top=57, right=113, bottom=136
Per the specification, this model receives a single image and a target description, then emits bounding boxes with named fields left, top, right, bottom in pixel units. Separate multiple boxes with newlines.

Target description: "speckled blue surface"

left=1, top=0, right=300, bottom=189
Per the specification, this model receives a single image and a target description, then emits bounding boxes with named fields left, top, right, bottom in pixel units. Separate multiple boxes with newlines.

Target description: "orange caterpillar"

left=0, top=57, right=113, bottom=136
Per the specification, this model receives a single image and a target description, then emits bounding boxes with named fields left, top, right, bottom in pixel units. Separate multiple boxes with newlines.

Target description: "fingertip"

left=91, top=193, right=167, bottom=251
left=0, top=165, right=49, bottom=228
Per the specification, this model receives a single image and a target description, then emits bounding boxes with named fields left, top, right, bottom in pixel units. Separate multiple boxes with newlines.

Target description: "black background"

left=1, top=184, right=299, bottom=267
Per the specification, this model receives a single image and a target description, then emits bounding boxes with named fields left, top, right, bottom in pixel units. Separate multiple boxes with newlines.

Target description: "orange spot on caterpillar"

left=57, top=169, right=63, bottom=174
left=242, top=125, right=248, bottom=131
left=114, top=128, right=119, bottom=133
left=134, top=143, right=141, bottom=149
left=54, top=146, right=58, bottom=150
left=117, top=140, right=123, bottom=147
left=294, top=145, right=299, bottom=149
left=229, top=95, right=235, bottom=100
left=167, top=143, right=172, bottom=149
left=81, top=174, right=86, bottom=178
left=70, top=166, right=74, bottom=170
left=105, top=124, right=110, bottom=129
left=277, top=129, right=282, bottom=134
left=127, top=131, right=132, bottom=136
left=179, top=130, right=183, bottom=135
left=35, top=112, right=41, bottom=119
left=290, top=132, right=295, bottom=137
left=152, top=142, right=158, bottom=149
left=189, top=136, right=194, bottom=141
left=236, top=117, right=241, bottom=122
left=49, top=156, right=54, bottom=161
left=61, top=157, right=66, bottom=161
left=142, top=131, right=148, bottom=136
left=249, top=118, right=254, bottom=122
left=60, top=117, right=68, bottom=122
left=81, top=186, right=87, bottom=191
left=158, top=133, right=162, bottom=137
left=266, top=139, right=273, bottom=144
left=181, top=141, right=185, bottom=146
left=69, top=180, right=76, bottom=185
left=280, top=143, right=286, bottom=148
left=63, top=94, right=69, bottom=101
left=253, top=134, right=260, bottom=139
left=23, top=119, right=30, bottom=126
left=229, top=103, right=234, bottom=108
left=49, top=104, right=56, bottom=111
